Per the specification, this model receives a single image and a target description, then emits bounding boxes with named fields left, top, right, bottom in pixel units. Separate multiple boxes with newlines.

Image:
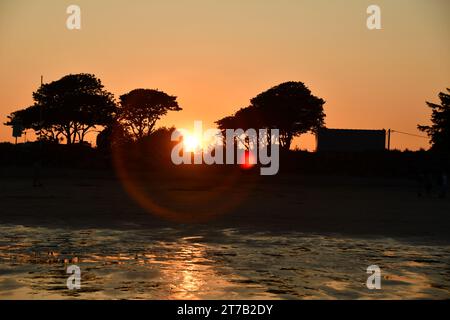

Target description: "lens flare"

left=240, top=150, right=256, bottom=170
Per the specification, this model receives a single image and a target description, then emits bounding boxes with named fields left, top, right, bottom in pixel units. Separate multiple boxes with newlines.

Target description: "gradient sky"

left=1, top=0, right=449, bottom=150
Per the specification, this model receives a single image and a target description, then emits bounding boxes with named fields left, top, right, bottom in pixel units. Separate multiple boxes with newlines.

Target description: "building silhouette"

left=316, top=128, right=386, bottom=152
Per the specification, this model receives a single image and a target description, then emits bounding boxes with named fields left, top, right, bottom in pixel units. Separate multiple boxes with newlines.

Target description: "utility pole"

left=387, top=129, right=391, bottom=150
left=39, top=75, right=43, bottom=141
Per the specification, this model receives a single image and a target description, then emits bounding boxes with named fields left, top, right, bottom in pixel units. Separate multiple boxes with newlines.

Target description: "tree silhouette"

left=250, top=82, right=325, bottom=150
left=216, top=106, right=264, bottom=132
left=5, top=73, right=116, bottom=144
left=418, top=88, right=450, bottom=153
left=6, top=105, right=53, bottom=141
left=118, top=89, right=181, bottom=141
left=216, top=82, right=325, bottom=151
left=96, top=121, right=132, bottom=150
left=216, top=106, right=265, bottom=149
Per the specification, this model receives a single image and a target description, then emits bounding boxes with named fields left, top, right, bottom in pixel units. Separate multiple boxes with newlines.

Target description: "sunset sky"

left=1, top=0, right=449, bottom=150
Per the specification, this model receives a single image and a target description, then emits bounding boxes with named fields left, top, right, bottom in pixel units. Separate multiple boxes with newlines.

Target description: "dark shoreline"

left=1, top=167, right=449, bottom=245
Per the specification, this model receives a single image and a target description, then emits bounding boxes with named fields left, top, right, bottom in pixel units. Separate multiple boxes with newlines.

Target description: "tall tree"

left=216, top=82, right=325, bottom=151
left=250, top=82, right=325, bottom=150
left=5, top=73, right=117, bottom=144
left=418, top=88, right=450, bottom=153
left=118, top=89, right=181, bottom=140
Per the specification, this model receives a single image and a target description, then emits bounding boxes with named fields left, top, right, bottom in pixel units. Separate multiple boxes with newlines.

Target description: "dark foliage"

left=217, top=82, right=325, bottom=151
left=5, top=73, right=117, bottom=144
left=418, top=88, right=450, bottom=154
left=118, top=89, right=181, bottom=140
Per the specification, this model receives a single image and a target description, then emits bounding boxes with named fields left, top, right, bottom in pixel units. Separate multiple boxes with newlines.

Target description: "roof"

left=318, top=128, right=386, bottom=133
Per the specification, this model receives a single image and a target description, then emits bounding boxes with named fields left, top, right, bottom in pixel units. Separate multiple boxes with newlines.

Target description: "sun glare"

left=183, top=133, right=202, bottom=152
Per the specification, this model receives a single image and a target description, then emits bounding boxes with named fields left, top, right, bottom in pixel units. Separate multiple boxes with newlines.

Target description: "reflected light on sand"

left=161, top=241, right=222, bottom=299
left=0, top=225, right=449, bottom=299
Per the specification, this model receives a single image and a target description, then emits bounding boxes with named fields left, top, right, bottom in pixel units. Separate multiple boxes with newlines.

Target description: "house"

left=316, top=128, right=386, bottom=152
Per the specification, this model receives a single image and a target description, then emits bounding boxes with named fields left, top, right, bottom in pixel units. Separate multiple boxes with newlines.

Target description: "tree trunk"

left=65, top=125, right=72, bottom=145
left=282, top=132, right=293, bottom=151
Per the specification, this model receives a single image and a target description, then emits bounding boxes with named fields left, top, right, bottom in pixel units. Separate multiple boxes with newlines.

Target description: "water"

left=0, top=225, right=448, bottom=299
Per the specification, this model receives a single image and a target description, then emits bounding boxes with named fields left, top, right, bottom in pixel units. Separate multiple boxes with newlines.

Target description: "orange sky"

left=1, top=0, right=449, bottom=150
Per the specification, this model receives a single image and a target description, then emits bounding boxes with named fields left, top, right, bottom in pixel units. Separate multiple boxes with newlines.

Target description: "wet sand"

left=0, top=167, right=449, bottom=299
left=0, top=226, right=449, bottom=299
left=0, top=167, right=449, bottom=241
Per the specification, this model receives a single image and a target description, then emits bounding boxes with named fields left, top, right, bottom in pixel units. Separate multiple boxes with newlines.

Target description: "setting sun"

left=0, top=0, right=449, bottom=304
left=183, top=133, right=202, bottom=153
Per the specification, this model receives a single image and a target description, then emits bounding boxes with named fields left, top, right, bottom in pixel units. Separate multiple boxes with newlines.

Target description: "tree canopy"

left=418, top=88, right=450, bottom=154
left=5, top=73, right=117, bottom=144
left=118, top=89, right=181, bottom=141
left=216, top=81, right=325, bottom=150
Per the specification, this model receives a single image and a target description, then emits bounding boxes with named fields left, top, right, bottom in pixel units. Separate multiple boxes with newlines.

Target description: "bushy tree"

left=216, top=82, right=325, bottom=150
left=418, top=88, right=450, bottom=153
left=118, top=89, right=181, bottom=140
left=5, top=73, right=117, bottom=144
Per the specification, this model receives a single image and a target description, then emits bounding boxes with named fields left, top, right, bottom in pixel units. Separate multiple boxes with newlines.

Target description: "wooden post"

left=387, top=129, right=391, bottom=150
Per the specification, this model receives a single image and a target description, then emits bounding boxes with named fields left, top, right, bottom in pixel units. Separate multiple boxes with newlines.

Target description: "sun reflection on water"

left=0, top=225, right=448, bottom=299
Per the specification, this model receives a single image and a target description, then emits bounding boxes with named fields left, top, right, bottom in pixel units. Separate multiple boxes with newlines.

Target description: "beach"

left=0, top=167, right=449, bottom=299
